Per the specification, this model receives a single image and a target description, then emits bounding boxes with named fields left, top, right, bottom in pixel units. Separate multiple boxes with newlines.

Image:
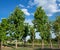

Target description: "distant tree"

left=46, top=22, right=52, bottom=48
left=8, top=7, right=25, bottom=48
left=0, top=18, right=9, bottom=50
left=33, top=7, right=50, bottom=48
left=29, top=26, right=35, bottom=49
left=22, top=23, right=29, bottom=47
left=53, top=16, right=60, bottom=48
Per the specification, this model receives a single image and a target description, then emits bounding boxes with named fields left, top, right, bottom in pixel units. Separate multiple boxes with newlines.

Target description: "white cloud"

left=25, top=19, right=33, bottom=25
left=21, top=9, right=30, bottom=16
left=35, top=32, right=41, bottom=39
left=59, top=4, right=60, bottom=6
left=52, top=33, right=56, bottom=38
left=47, top=14, right=52, bottom=16
left=27, top=6, right=30, bottom=8
left=0, top=21, right=1, bottom=22
left=29, top=0, right=60, bottom=16
left=28, top=0, right=35, bottom=6
left=31, top=13, right=34, bottom=16
left=57, top=0, right=60, bottom=2
left=26, top=36, right=30, bottom=41
left=50, top=31, right=56, bottom=39
left=19, top=4, right=25, bottom=7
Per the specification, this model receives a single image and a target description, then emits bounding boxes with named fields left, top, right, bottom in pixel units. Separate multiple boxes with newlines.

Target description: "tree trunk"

left=32, top=33, right=34, bottom=50
left=32, top=41, right=34, bottom=49
left=0, top=40, right=2, bottom=50
left=15, top=40, right=17, bottom=48
left=58, top=39, right=60, bottom=48
left=24, top=38, right=26, bottom=47
left=50, top=39, right=52, bottom=48
left=42, top=39, right=44, bottom=49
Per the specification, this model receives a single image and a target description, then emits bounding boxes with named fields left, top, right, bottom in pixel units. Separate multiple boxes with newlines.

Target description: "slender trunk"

left=32, top=33, right=34, bottom=49
left=32, top=41, right=34, bottom=49
left=0, top=40, right=2, bottom=50
left=42, top=39, right=44, bottom=49
left=24, top=38, right=26, bottom=47
left=58, top=38, right=60, bottom=48
left=50, top=39, right=52, bottom=48
left=15, top=40, right=17, bottom=48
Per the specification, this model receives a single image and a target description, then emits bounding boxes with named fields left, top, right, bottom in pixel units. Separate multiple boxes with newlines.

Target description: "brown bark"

left=32, top=33, right=34, bottom=50
left=24, top=38, right=26, bottom=47
left=58, top=39, right=60, bottom=48
left=50, top=39, right=52, bottom=48
left=32, top=41, right=34, bottom=49
left=0, top=40, right=2, bottom=50
left=15, top=40, right=17, bottom=48
left=42, top=39, right=44, bottom=49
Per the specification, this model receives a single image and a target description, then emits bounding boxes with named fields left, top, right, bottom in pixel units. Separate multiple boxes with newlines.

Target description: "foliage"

left=53, top=16, right=60, bottom=39
left=33, top=6, right=50, bottom=40
left=22, top=23, right=29, bottom=40
left=29, top=26, right=35, bottom=42
left=0, top=18, right=9, bottom=41
left=7, top=7, right=25, bottom=40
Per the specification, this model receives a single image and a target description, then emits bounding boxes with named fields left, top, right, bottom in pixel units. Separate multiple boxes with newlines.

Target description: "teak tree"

left=8, top=7, right=25, bottom=48
left=33, top=7, right=50, bottom=48
left=29, top=26, right=35, bottom=49
left=0, top=18, right=9, bottom=50
left=22, top=23, right=29, bottom=47
left=53, top=16, right=60, bottom=48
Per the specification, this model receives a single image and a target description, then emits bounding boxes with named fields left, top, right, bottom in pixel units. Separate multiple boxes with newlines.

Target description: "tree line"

left=0, top=6, right=60, bottom=50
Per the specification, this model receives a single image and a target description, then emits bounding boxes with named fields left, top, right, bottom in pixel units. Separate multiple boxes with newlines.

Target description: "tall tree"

left=46, top=22, right=52, bottom=48
left=0, top=18, right=9, bottom=50
left=33, top=7, right=50, bottom=48
left=22, top=23, right=29, bottom=47
left=53, top=16, right=60, bottom=48
left=8, top=7, right=25, bottom=48
left=29, top=26, right=35, bottom=49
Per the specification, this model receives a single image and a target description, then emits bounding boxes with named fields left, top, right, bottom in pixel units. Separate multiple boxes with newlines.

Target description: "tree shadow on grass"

left=3, top=43, right=16, bottom=50
left=34, top=48, right=60, bottom=50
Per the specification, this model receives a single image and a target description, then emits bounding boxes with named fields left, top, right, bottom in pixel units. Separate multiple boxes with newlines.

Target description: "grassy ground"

left=2, top=47, right=60, bottom=50
left=2, top=42, right=59, bottom=50
left=2, top=47, right=33, bottom=50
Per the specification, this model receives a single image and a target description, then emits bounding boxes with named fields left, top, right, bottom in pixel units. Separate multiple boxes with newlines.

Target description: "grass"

left=2, top=47, right=33, bottom=50
left=2, top=47, right=60, bottom=50
left=2, top=42, right=60, bottom=50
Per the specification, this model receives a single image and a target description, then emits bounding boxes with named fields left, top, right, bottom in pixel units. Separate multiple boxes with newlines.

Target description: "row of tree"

left=0, top=6, right=60, bottom=50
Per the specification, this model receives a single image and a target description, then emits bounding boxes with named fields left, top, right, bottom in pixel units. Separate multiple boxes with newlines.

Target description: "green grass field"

left=2, top=47, right=33, bottom=50
left=2, top=42, right=60, bottom=50
left=2, top=47, right=60, bottom=50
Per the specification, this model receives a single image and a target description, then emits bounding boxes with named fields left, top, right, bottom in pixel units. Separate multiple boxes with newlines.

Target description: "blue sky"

left=0, top=0, right=60, bottom=39
left=0, top=0, right=60, bottom=24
